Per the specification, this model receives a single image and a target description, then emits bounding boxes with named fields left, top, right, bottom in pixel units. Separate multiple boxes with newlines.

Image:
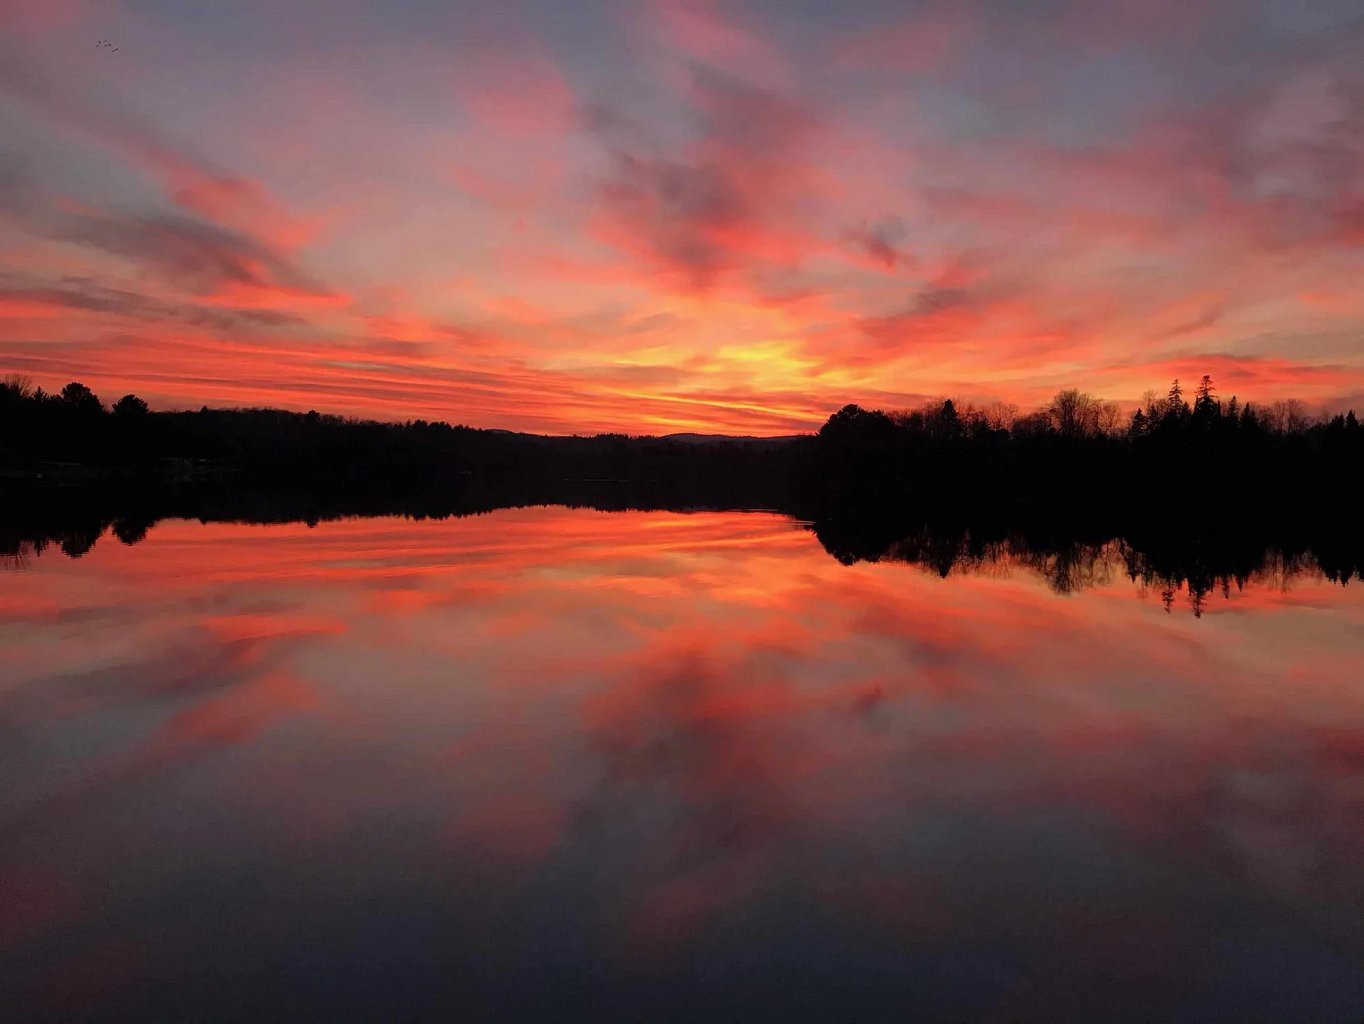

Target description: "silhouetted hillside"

left=0, top=375, right=803, bottom=496
left=2, top=373, right=1360, bottom=532
left=804, top=382, right=1362, bottom=527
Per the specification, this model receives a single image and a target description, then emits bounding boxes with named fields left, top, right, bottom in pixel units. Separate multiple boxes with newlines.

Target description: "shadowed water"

left=2, top=507, right=1363, bottom=1022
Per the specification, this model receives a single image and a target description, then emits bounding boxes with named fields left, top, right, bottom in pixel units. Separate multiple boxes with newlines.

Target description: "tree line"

left=0, top=373, right=793, bottom=496
left=2, top=372, right=1360, bottom=526
left=810, top=375, right=1361, bottom=523
left=817, top=374, right=1358, bottom=448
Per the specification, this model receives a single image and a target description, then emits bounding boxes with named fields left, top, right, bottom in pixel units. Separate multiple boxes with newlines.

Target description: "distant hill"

left=662, top=433, right=804, bottom=448
left=479, top=429, right=803, bottom=447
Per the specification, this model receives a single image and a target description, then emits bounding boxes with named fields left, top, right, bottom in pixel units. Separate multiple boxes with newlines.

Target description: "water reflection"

left=2, top=508, right=1363, bottom=1021
left=7, top=496, right=1362, bottom=617
left=816, top=522, right=1358, bottom=618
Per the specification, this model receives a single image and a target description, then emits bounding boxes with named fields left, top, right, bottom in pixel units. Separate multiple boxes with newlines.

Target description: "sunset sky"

left=2, top=0, right=1362, bottom=435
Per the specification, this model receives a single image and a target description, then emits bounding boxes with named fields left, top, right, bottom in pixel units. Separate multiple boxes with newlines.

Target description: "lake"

left=3, top=507, right=1363, bottom=1022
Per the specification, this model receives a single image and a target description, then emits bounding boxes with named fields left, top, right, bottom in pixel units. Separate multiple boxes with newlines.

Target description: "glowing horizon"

left=3, top=1, right=1362, bottom=435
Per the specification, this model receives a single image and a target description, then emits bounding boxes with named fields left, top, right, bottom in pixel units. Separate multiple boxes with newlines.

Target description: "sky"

left=2, top=0, right=1362, bottom=435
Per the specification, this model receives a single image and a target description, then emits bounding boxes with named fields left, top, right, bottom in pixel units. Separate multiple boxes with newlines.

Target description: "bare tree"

left=980, top=401, right=1019, bottom=431
left=1265, top=399, right=1311, bottom=434
left=1140, top=389, right=1163, bottom=419
left=1097, top=400, right=1123, bottom=436
left=1047, top=389, right=1109, bottom=438
left=1012, top=410, right=1053, bottom=438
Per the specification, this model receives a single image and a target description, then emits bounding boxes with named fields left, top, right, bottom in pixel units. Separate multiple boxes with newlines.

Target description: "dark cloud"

left=0, top=54, right=325, bottom=298
left=912, top=285, right=973, bottom=314
left=856, top=284, right=987, bottom=353
left=0, top=157, right=328, bottom=301
left=599, top=154, right=743, bottom=286
left=0, top=273, right=303, bottom=329
left=847, top=217, right=910, bottom=269
left=55, top=209, right=328, bottom=298
left=0, top=43, right=283, bottom=232
left=591, top=68, right=820, bottom=290
left=579, top=645, right=801, bottom=867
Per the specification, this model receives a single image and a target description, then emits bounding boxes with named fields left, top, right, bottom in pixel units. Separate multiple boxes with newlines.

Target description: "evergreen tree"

left=1166, top=378, right=1187, bottom=419
left=113, top=394, right=149, bottom=419
left=1193, top=375, right=1218, bottom=418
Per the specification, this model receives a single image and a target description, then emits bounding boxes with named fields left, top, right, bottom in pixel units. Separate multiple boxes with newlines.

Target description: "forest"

left=2, top=373, right=1360, bottom=528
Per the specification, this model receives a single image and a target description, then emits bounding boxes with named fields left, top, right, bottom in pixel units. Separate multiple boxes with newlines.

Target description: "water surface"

left=3, top=508, right=1363, bottom=1022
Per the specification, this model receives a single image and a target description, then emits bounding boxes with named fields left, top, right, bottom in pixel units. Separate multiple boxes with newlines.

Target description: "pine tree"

left=1194, top=374, right=1217, bottom=415
left=1166, top=378, right=1187, bottom=420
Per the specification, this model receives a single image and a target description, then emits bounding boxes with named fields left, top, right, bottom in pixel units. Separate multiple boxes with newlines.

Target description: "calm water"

left=3, top=507, right=1363, bottom=1022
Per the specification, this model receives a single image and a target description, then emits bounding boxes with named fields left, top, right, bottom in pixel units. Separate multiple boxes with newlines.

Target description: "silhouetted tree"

left=2, top=373, right=34, bottom=400
left=113, top=394, right=149, bottom=419
left=61, top=381, right=103, bottom=415
left=939, top=399, right=959, bottom=430
left=1048, top=389, right=1091, bottom=438
left=1266, top=399, right=1311, bottom=434
left=111, top=517, right=153, bottom=545
left=1165, top=379, right=1188, bottom=420
left=1193, top=375, right=1218, bottom=421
